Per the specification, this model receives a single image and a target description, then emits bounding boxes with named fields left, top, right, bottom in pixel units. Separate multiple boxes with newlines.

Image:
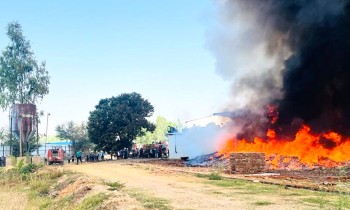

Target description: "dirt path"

left=0, top=190, right=27, bottom=210
left=64, top=160, right=320, bottom=210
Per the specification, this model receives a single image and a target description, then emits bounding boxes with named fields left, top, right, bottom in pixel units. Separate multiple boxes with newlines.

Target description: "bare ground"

left=63, top=159, right=330, bottom=210
left=0, top=190, right=27, bottom=210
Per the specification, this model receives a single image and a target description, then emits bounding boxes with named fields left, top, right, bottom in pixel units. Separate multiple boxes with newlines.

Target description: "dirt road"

left=64, top=160, right=326, bottom=210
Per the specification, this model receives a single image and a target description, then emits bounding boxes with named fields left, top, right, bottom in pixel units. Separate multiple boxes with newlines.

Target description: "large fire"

left=218, top=125, right=350, bottom=170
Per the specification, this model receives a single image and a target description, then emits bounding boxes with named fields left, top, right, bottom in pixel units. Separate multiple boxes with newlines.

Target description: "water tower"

left=11, top=104, right=37, bottom=156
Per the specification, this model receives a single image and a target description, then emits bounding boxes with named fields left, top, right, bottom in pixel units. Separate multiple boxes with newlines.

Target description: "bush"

left=21, top=164, right=37, bottom=174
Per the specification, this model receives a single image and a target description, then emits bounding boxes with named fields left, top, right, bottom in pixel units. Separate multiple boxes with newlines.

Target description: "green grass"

left=26, top=189, right=52, bottom=210
left=211, top=191, right=224, bottom=195
left=75, top=193, right=108, bottom=210
left=105, top=181, right=125, bottom=191
left=29, top=179, right=51, bottom=195
left=127, top=189, right=171, bottom=210
left=302, top=197, right=329, bottom=208
left=198, top=174, right=350, bottom=209
left=195, top=173, right=208, bottom=178
left=47, top=195, right=74, bottom=209
left=208, top=172, right=222, bottom=180
left=253, top=201, right=274, bottom=206
left=205, top=179, right=248, bottom=188
left=335, top=195, right=350, bottom=209
left=195, top=172, right=222, bottom=180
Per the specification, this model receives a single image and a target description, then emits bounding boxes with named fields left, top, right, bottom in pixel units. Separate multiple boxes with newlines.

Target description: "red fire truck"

left=47, top=148, right=64, bottom=165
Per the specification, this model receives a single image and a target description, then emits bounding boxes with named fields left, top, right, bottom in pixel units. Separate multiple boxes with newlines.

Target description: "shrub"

left=21, top=164, right=37, bottom=174
left=208, top=172, right=222, bottom=180
left=17, top=159, right=25, bottom=172
left=105, top=181, right=125, bottom=191
left=30, top=180, right=50, bottom=195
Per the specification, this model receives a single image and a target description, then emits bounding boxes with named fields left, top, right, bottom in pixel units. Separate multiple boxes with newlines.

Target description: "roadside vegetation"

left=0, top=159, right=111, bottom=210
left=0, top=159, right=173, bottom=210
left=195, top=170, right=350, bottom=209
left=126, top=188, right=171, bottom=210
left=3, top=159, right=350, bottom=210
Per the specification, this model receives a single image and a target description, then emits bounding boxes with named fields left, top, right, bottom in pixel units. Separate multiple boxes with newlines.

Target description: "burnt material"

left=230, top=152, right=265, bottom=174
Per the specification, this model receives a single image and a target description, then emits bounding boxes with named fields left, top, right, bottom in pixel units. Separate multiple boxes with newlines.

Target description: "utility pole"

left=45, top=113, right=50, bottom=156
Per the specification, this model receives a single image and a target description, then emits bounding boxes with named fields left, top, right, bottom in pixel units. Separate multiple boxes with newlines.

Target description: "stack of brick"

left=230, top=152, right=266, bottom=174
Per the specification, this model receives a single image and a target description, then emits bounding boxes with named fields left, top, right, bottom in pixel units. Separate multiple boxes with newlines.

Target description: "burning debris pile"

left=186, top=152, right=229, bottom=167
left=208, top=0, right=350, bottom=170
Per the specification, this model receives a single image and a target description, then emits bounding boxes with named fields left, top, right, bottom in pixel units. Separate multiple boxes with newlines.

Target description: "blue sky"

left=0, top=1, right=230, bottom=135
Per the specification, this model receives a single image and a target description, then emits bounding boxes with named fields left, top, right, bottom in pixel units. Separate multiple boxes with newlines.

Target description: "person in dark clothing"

left=140, top=148, right=144, bottom=158
left=158, top=144, right=162, bottom=158
left=124, top=148, right=129, bottom=159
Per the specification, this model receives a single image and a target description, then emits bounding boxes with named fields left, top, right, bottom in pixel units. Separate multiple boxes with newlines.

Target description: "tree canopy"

left=135, top=116, right=178, bottom=144
left=0, top=22, right=50, bottom=110
left=56, top=121, right=91, bottom=151
left=87, top=92, right=155, bottom=154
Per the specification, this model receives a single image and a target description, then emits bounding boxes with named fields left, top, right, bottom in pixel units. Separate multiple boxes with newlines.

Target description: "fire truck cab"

left=47, top=148, right=64, bottom=165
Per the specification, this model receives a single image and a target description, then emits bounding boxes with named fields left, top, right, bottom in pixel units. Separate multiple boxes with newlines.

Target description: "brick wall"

left=230, top=152, right=265, bottom=174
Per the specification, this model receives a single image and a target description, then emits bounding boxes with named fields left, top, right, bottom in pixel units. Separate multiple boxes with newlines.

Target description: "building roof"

left=45, top=141, right=72, bottom=146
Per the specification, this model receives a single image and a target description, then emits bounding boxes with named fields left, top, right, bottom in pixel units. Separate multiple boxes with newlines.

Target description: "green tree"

left=0, top=22, right=50, bottom=110
left=56, top=121, right=92, bottom=152
left=4, top=132, right=39, bottom=157
left=135, top=116, right=177, bottom=144
left=87, top=92, right=155, bottom=155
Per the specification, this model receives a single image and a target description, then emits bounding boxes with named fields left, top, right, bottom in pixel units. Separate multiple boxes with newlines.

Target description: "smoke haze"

left=209, top=0, right=350, bottom=140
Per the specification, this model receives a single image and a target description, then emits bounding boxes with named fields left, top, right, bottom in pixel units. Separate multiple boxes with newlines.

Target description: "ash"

left=185, top=152, right=229, bottom=167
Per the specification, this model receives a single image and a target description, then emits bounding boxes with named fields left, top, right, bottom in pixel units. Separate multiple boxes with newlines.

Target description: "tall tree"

left=88, top=92, right=155, bottom=155
left=56, top=121, right=91, bottom=152
left=0, top=22, right=50, bottom=110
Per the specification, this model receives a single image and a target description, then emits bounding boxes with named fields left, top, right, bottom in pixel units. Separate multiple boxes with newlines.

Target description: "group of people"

left=68, top=150, right=105, bottom=165
left=65, top=142, right=168, bottom=164
left=117, top=142, right=168, bottom=159
left=86, top=151, right=105, bottom=162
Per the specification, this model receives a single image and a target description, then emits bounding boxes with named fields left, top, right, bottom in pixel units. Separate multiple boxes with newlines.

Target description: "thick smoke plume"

left=209, top=0, right=350, bottom=140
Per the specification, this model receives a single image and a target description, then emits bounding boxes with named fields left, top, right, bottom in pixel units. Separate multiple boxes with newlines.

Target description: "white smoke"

left=168, top=122, right=240, bottom=158
left=207, top=0, right=290, bottom=115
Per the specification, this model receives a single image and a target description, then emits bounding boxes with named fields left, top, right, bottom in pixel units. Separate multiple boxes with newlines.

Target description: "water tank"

left=11, top=104, right=37, bottom=142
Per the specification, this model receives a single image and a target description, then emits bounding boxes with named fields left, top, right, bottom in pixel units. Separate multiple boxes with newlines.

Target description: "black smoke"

left=213, top=0, right=350, bottom=140
left=274, top=1, right=350, bottom=137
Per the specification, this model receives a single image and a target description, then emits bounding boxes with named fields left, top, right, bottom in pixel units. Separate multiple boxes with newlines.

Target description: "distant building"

left=184, top=114, right=232, bottom=128
left=0, top=146, right=10, bottom=157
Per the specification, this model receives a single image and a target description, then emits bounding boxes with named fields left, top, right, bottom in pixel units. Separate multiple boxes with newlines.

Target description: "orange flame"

left=218, top=125, right=350, bottom=169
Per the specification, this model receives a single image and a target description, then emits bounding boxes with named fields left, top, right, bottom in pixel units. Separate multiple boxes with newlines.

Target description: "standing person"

left=140, top=147, right=144, bottom=158
left=76, top=150, right=82, bottom=165
left=158, top=144, right=162, bottom=158
left=100, top=151, right=105, bottom=161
